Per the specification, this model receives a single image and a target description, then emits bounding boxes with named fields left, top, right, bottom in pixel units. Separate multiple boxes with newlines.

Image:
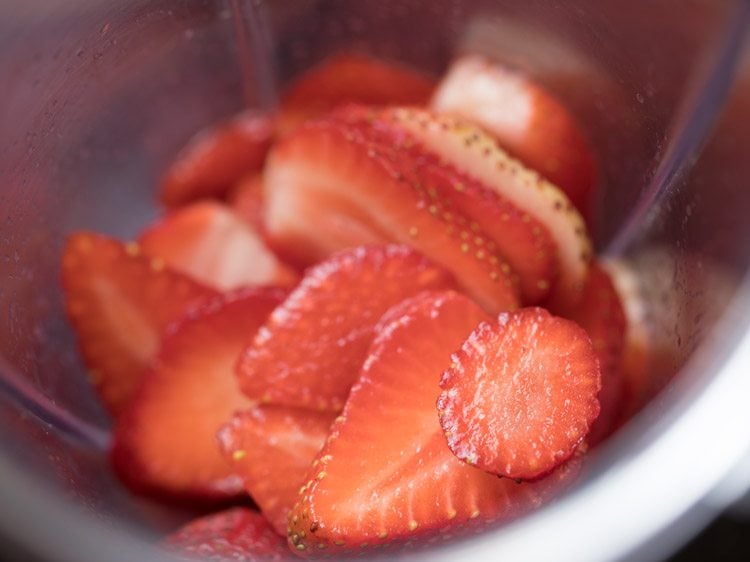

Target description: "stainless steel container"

left=2, top=1, right=749, bottom=560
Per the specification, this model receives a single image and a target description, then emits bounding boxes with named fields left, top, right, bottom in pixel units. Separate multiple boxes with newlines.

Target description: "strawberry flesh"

left=163, top=507, right=292, bottom=561
left=263, top=115, right=520, bottom=313
left=237, top=245, right=456, bottom=411
left=335, top=105, right=559, bottom=304
left=288, top=291, right=580, bottom=556
left=111, top=287, right=285, bottom=500
left=383, top=106, right=592, bottom=312
left=159, top=111, right=274, bottom=208
left=218, top=406, right=335, bottom=536
left=278, top=52, right=434, bottom=136
left=602, top=258, right=651, bottom=419
left=138, top=201, right=298, bottom=291
left=431, top=54, right=596, bottom=225
left=438, top=307, right=600, bottom=480
left=570, top=263, right=627, bottom=445
left=228, top=173, right=266, bottom=233
left=61, top=232, right=216, bottom=416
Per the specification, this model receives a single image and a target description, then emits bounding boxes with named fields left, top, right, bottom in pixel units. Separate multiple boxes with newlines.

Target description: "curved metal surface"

left=2, top=1, right=750, bottom=561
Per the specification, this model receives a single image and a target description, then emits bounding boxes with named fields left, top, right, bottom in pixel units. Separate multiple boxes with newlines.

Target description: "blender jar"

left=1, top=1, right=750, bottom=560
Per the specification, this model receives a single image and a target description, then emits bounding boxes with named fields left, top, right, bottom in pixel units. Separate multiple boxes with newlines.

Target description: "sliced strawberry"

left=218, top=406, right=336, bottom=536
left=335, top=105, right=559, bottom=304
left=278, top=52, right=434, bottom=136
left=413, top=159, right=558, bottom=304
left=163, top=507, right=292, bottom=561
left=138, top=201, right=298, bottom=291
left=111, top=287, right=285, bottom=500
left=237, top=245, right=456, bottom=411
left=159, top=111, right=274, bottom=208
left=61, top=233, right=216, bottom=416
left=601, top=258, right=651, bottom=419
left=288, top=291, right=580, bottom=556
left=568, top=263, right=627, bottom=445
left=228, top=173, right=265, bottom=232
left=431, top=54, right=596, bottom=224
left=437, top=307, right=600, bottom=481
left=263, top=116, right=520, bottom=313
left=264, top=183, right=392, bottom=270
left=380, top=106, right=593, bottom=312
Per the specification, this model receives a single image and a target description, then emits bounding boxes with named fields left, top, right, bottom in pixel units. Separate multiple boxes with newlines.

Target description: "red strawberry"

left=112, top=287, right=285, bottom=500
left=138, top=201, right=298, bottom=291
left=601, top=258, right=651, bottom=419
left=61, top=233, right=216, bottom=416
left=335, top=105, right=559, bottom=304
left=413, top=159, right=558, bottom=304
left=159, top=111, right=274, bottom=208
left=228, top=173, right=265, bottom=232
left=163, top=507, right=292, bottom=561
left=218, top=406, right=336, bottom=535
left=287, top=291, right=580, bottom=556
left=437, top=307, right=600, bottom=481
left=236, top=245, right=456, bottom=411
left=431, top=54, right=596, bottom=225
left=568, top=263, right=627, bottom=445
left=263, top=116, right=520, bottom=313
left=278, top=52, right=434, bottom=136
left=381, top=106, right=593, bottom=312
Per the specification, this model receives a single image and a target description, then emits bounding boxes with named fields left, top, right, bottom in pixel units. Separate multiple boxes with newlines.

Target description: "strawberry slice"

left=111, top=287, right=285, bottom=500
left=159, top=111, right=274, bottom=208
left=61, top=233, right=216, bottom=416
left=568, top=263, right=627, bottom=445
left=437, top=307, right=600, bottom=481
left=288, top=291, right=580, bottom=556
left=278, top=52, right=434, bottom=136
left=381, top=106, right=593, bottom=312
left=410, top=157, right=557, bottom=305
left=138, top=201, right=298, bottom=291
left=335, top=105, right=559, bottom=304
left=218, top=406, right=336, bottom=535
left=431, top=54, right=596, bottom=224
left=228, top=173, right=265, bottom=232
left=601, top=258, right=651, bottom=419
left=163, top=507, right=292, bottom=561
left=263, top=116, right=520, bottom=313
left=236, top=245, right=456, bottom=411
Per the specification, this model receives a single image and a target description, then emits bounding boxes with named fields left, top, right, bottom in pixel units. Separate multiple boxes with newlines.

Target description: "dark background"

left=667, top=515, right=750, bottom=561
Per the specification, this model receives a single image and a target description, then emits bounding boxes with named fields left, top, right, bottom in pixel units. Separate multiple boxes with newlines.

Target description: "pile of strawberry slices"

left=61, top=52, right=635, bottom=560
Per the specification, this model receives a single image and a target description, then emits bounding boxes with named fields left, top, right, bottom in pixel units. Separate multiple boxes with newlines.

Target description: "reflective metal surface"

left=1, top=1, right=749, bottom=560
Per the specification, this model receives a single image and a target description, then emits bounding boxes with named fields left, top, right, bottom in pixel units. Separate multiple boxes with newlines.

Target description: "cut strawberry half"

left=218, top=406, right=336, bottom=536
left=431, top=54, right=596, bottom=224
left=159, top=111, right=275, bottom=208
left=278, top=52, right=434, bottom=136
left=335, top=105, right=559, bottom=304
left=437, top=307, right=600, bottom=481
left=163, top=507, right=292, bottom=561
left=61, top=233, right=217, bottom=416
left=263, top=116, right=520, bottom=313
left=138, top=201, right=298, bottom=291
left=228, top=173, right=265, bottom=232
left=568, top=263, right=627, bottom=445
left=288, top=291, right=580, bottom=556
left=380, top=106, right=593, bottom=312
left=111, top=287, right=285, bottom=500
left=236, top=245, right=456, bottom=411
